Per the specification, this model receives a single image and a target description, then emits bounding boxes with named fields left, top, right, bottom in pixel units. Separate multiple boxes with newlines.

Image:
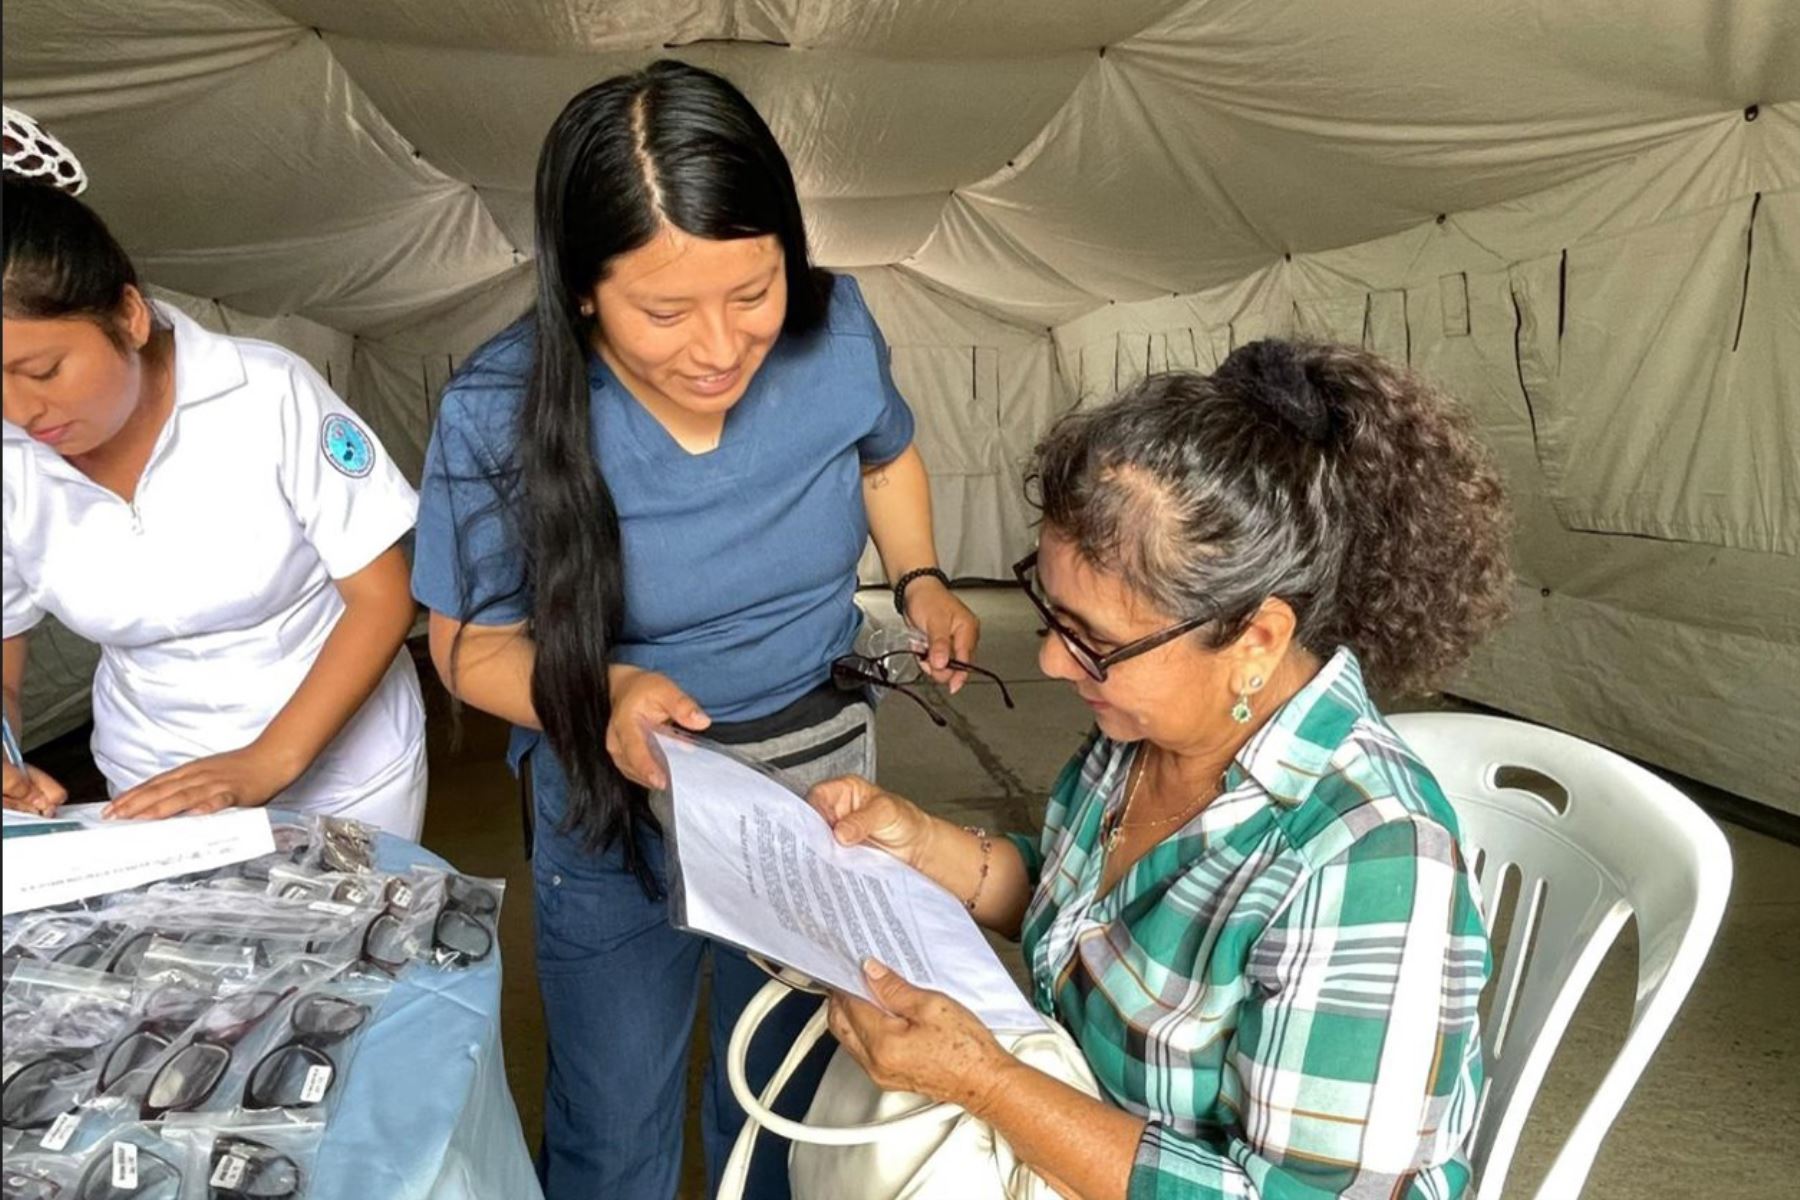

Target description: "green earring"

left=1231, top=674, right=1264, bottom=724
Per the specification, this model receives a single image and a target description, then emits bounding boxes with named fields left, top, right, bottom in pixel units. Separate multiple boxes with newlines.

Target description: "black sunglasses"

left=242, top=992, right=370, bottom=1112
left=1012, top=552, right=1213, bottom=682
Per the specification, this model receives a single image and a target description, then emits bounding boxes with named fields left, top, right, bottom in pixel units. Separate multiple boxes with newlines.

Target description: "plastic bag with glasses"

left=241, top=992, right=371, bottom=1112
left=69, top=1129, right=180, bottom=1200
left=1, top=1155, right=71, bottom=1200
left=404, top=872, right=502, bottom=971
left=96, top=983, right=216, bottom=1100
left=2, top=1046, right=99, bottom=1134
left=2, top=968, right=134, bottom=1132
left=139, top=989, right=291, bottom=1120
left=160, top=1115, right=325, bottom=1200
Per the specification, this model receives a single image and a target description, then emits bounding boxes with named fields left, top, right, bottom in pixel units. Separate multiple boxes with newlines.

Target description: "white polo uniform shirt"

left=2, top=303, right=428, bottom=838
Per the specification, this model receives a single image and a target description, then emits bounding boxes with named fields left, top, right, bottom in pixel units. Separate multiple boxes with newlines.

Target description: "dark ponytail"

left=1029, top=339, right=1512, bottom=696
left=2, top=176, right=140, bottom=350
left=500, top=61, right=828, bottom=892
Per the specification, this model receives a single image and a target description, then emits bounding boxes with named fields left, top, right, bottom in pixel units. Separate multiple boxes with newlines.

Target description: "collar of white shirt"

left=2, top=300, right=246, bottom=443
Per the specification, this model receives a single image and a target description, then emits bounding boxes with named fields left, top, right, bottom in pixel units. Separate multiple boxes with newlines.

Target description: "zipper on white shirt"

left=34, top=409, right=179, bottom=533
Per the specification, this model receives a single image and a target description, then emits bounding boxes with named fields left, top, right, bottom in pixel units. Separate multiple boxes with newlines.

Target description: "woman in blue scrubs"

left=410, top=61, right=980, bottom=1200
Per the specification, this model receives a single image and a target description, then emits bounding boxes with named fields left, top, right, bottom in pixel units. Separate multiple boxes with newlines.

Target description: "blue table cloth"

left=305, top=828, right=541, bottom=1200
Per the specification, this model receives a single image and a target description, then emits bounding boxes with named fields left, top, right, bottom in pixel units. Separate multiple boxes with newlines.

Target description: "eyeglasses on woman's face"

left=1011, top=552, right=1212, bottom=683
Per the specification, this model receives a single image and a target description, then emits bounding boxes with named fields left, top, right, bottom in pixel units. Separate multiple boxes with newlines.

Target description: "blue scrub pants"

left=531, top=709, right=874, bottom=1200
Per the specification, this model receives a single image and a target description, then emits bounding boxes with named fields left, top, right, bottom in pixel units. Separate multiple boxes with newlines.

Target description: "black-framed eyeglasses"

left=139, top=988, right=290, bottom=1120
left=206, top=1136, right=302, bottom=1199
left=1012, top=552, right=1212, bottom=683
left=46, top=923, right=129, bottom=972
left=430, top=876, right=497, bottom=969
left=74, top=1141, right=181, bottom=1200
left=1, top=1045, right=98, bottom=1131
left=242, top=992, right=370, bottom=1112
left=98, top=983, right=215, bottom=1097
left=831, top=649, right=1015, bottom=726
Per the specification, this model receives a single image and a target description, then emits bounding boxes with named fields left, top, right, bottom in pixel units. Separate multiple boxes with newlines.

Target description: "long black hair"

left=2, top=176, right=141, bottom=351
left=500, top=60, right=829, bottom=892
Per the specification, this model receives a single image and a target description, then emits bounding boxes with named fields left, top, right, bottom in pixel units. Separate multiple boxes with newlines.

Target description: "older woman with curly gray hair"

left=808, top=339, right=1513, bottom=1200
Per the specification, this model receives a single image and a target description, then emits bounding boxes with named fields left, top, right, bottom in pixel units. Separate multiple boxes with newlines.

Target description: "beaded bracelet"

left=962, top=825, right=992, bottom=913
left=894, top=566, right=951, bottom=620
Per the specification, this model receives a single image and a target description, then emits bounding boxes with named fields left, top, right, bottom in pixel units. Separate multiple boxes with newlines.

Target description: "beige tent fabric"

left=4, top=0, right=1797, bottom=810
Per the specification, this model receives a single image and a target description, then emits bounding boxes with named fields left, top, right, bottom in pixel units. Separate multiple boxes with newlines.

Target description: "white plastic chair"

left=1386, top=712, right=1732, bottom=1200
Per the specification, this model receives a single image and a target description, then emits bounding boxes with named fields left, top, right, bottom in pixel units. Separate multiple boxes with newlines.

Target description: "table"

left=296, top=828, right=542, bottom=1200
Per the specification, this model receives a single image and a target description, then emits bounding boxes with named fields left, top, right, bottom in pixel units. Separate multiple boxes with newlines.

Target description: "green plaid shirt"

left=1008, top=649, right=1488, bottom=1200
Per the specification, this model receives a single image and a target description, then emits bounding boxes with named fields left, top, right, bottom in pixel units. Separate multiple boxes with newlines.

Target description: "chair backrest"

left=1385, top=712, right=1732, bottom=1200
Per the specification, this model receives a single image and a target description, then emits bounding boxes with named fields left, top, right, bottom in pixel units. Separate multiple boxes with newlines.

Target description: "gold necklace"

left=1103, top=750, right=1223, bottom=853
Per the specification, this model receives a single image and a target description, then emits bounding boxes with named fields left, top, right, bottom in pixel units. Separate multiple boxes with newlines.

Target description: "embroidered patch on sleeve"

left=320, top=413, right=376, bottom=478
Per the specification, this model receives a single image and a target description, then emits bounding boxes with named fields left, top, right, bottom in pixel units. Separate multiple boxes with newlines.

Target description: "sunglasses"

left=830, top=649, right=1015, bottom=726
left=242, top=993, right=370, bottom=1112
left=1011, top=552, right=1213, bottom=682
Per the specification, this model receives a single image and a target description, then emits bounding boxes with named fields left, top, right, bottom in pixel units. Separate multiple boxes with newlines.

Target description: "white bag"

left=718, top=964, right=1101, bottom=1200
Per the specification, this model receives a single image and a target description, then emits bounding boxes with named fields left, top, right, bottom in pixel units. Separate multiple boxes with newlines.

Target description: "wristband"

left=893, top=566, right=951, bottom=620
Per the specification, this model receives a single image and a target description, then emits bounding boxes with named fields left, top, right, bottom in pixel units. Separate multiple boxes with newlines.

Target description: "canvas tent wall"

left=4, top=1, right=1796, bottom=814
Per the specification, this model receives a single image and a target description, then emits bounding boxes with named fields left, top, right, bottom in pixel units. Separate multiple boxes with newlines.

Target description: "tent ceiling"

left=4, top=0, right=1797, bottom=333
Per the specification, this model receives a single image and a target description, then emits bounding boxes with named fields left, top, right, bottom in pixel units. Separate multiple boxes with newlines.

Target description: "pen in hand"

left=2, top=713, right=59, bottom=816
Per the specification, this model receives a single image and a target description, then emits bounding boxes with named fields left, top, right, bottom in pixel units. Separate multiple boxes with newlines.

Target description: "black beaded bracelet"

left=893, top=566, right=951, bottom=620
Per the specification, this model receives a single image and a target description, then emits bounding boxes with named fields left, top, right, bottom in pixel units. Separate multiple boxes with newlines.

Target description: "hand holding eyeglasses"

left=893, top=576, right=982, bottom=695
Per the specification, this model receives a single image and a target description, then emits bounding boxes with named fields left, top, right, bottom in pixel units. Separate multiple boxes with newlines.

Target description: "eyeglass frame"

left=74, top=1140, right=181, bottom=1200
left=1011, top=552, right=1213, bottom=683
left=207, top=1135, right=302, bottom=1199
left=241, top=993, right=369, bottom=1112
left=97, top=983, right=216, bottom=1095
left=429, top=876, right=497, bottom=968
left=138, top=987, right=292, bottom=1120
left=830, top=649, right=1015, bottom=726
left=0, top=1045, right=99, bottom=1131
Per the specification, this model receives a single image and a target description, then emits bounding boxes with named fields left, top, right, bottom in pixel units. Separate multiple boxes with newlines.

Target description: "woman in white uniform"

left=0, top=131, right=428, bottom=838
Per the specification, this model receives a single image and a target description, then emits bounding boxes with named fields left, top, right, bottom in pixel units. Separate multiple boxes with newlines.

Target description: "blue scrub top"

left=411, top=274, right=913, bottom=857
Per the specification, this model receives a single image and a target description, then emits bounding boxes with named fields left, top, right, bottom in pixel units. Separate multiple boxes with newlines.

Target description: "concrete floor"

left=408, top=587, right=1797, bottom=1199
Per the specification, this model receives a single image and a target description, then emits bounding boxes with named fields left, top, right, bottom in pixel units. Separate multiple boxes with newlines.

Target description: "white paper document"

left=2, top=806, right=276, bottom=915
left=656, top=733, right=1044, bottom=1033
